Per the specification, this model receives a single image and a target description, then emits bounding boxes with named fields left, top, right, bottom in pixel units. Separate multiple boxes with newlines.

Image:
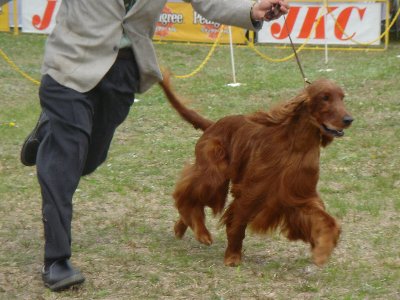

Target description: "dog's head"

left=305, top=79, right=353, bottom=139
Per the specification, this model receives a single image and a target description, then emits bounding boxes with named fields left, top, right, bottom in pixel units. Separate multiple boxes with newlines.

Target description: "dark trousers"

left=36, top=54, right=139, bottom=261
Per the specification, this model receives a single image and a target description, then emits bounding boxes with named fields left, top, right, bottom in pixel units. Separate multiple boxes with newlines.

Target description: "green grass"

left=0, top=32, right=399, bottom=299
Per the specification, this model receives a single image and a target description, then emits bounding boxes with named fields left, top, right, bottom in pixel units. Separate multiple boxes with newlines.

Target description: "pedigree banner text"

left=258, top=2, right=382, bottom=45
left=154, top=2, right=246, bottom=44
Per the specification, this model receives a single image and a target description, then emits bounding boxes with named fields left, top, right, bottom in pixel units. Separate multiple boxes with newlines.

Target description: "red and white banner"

left=258, top=2, right=382, bottom=45
left=18, top=0, right=384, bottom=46
left=21, top=0, right=61, bottom=34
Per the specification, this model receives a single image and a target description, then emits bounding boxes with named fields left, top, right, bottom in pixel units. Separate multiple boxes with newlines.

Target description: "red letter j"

left=32, top=0, right=57, bottom=31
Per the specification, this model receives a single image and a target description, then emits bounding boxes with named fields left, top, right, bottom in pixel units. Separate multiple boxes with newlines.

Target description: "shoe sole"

left=20, top=112, right=46, bottom=166
left=20, top=136, right=40, bottom=166
left=45, top=274, right=85, bottom=291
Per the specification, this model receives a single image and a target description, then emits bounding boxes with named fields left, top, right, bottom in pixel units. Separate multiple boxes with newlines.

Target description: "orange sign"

left=153, top=3, right=247, bottom=44
left=0, top=2, right=10, bottom=32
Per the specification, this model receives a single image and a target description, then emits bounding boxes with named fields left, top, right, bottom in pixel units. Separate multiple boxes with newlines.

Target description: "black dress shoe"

left=20, top=112, right=48, bottom=166
left=42, top=259, right=85, bottom=291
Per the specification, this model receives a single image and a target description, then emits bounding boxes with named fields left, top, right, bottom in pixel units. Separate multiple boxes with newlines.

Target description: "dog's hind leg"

left=173, top=138, right=229, bottom=245
left=174, top=175, right=229, bottom=245
left=173, top=168, right=215, bottom=245
left=174, top=203, right=214, bottom=246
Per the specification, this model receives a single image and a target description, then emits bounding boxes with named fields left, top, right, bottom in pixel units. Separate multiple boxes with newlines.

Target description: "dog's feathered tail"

left=159, top=71, right=214, bottom=131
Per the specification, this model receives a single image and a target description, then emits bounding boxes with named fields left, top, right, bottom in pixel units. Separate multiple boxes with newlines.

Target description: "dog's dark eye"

left=322, top=95, right=329, bottom=101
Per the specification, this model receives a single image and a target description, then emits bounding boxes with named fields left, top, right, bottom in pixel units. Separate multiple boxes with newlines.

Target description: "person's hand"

left=251, top=0, right=289, bottom=22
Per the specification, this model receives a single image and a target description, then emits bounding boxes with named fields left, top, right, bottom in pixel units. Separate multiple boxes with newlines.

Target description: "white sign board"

left=258, top=2, right=382, bottom=45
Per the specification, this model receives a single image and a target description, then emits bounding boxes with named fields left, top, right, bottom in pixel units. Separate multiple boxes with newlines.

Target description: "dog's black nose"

left=343, top=115, right=354, bottom=126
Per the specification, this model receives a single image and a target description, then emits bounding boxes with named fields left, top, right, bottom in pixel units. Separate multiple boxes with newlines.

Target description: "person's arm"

left=0, top=0, right=12, bottom=7
left=190, top=0, right=289, bottom=31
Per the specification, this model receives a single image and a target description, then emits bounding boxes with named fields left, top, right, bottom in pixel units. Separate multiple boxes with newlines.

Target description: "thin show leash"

left=265, top=5, right=311, bottom=86
left=283, top=15, right=311, bottom=85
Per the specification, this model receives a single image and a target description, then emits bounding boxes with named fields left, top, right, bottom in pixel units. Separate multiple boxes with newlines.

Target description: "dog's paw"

left=174, top=219, right=188, bottom=239
left=312, top=253, right=330, bottom=266
left=312, top=246, right=331, bottom=266
left=224, top=253, right=242, bottom=267
left=196, top=232, right=213, bottom=246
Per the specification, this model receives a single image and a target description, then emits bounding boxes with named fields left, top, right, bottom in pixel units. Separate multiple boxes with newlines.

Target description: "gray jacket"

left=7, top=0, right=261, bottom=93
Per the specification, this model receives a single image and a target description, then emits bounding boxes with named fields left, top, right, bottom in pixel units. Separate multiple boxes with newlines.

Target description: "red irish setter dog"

left=159, top=72, right=353, bottom=267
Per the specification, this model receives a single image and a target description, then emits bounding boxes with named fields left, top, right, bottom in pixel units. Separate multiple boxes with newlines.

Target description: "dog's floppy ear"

left=290, top=88, right=310, bottom=113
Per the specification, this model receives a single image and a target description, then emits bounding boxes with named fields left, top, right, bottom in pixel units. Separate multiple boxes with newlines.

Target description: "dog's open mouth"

left=322, top=124, right=344, bottom=137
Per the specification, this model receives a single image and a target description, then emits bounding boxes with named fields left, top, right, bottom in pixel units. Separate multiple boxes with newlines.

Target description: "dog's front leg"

left=223, top=205, right=247, bottom=266
left=309, top=208, right=341, bottom=266
left=286, top=201, right=341, bottom=266
left=224, top=224, right=247, bottom=266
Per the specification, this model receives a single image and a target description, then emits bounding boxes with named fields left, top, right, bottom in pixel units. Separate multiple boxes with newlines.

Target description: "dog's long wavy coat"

left=159, top=73, right=353, bottom=267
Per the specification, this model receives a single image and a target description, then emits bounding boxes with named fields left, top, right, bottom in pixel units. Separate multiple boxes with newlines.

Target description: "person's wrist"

left=250, top=1, right=263, bottom=28
left=250, top=2, right=262, bottom=22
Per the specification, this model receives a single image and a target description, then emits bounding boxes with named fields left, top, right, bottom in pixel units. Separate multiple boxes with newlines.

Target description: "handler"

left=2, top=0, right=288, bottom=291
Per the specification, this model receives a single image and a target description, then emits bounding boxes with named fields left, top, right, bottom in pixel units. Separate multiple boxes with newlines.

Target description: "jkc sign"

left=258, top=2, right=382, bottom=45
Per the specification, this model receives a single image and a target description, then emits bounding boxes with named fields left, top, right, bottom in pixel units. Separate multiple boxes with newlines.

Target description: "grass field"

left=0, top=32, right=399, bottom=299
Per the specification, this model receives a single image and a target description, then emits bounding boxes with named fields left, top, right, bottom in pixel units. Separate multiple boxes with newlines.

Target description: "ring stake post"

left=226, top=26, right=241, bottom=87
